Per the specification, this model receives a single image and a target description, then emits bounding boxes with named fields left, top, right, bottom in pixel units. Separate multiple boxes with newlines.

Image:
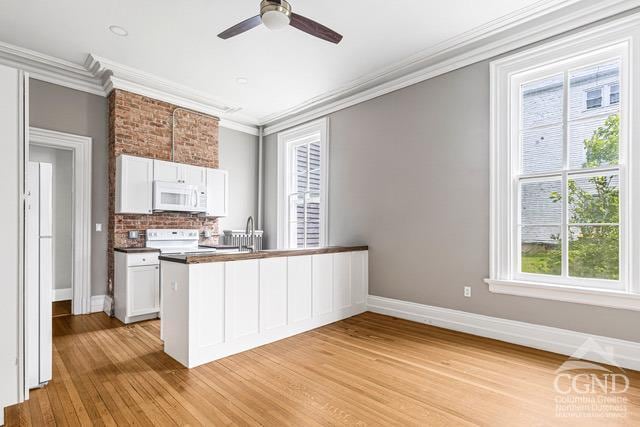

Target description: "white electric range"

left=146, top=229, right=218, bottom=254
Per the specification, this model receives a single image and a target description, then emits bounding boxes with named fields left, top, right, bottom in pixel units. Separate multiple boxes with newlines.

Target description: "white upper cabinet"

left=116, top=155, right=153, bottom=214
left=206, top=168, right=229, bottom=217
left=153, top=159, right=184, bottom=183
left=182, top=164, right=207, bottom=187
left=117, top=156, right=226, bottom=216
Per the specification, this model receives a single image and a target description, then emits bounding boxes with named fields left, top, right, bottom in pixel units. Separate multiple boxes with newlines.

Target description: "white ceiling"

left=1, top=0, right=559, bottom=123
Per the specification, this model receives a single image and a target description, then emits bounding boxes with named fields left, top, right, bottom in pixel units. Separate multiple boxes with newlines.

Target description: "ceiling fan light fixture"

left=218, top=0, right=342, bottom=44
left=262, top=10, right=290, bottom=30
left=260, top=0, right=292, bottom=30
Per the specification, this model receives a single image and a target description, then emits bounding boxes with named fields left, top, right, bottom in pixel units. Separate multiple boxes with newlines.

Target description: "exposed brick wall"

left=108, top=89, right=220, bottom=286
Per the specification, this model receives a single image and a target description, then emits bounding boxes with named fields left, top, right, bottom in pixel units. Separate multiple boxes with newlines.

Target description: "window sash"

left=277, top=118, right=328, bottom=250
left=510, top=49, right=628, bottom=291
left=288, top=139, right=321, bottom=249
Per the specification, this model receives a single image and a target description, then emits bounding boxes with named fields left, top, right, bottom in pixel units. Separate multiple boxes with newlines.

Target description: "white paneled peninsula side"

left=160, top=247, right=368, bottom=368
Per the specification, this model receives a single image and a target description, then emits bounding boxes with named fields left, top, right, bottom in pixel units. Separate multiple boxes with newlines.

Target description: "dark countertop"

left=114, top=247, right=161, bottom=254
left=159, top=246, right=369, bottom=264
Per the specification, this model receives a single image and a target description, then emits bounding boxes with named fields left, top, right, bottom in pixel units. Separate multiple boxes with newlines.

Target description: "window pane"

left=569, top=226, right=619, bottom=280
left=521, top=74, right=564, bottom=129
left=288, top=194, right=304, bottom=226
left=295, top=144, right=308, bottom=192
left=520, top=180, right=562, bottom=225
left=568, top=114, right=619, bottom=169
left=585, top=88, right=602, bottom=110
left=568, top=174, right=619, bottom=224
left=288, top=222, right=302, bottom=248
left=305, top=193, right=321, bottom=223
left=610, top=84, right=620, bottom=105
left=521, top=125, right=563, bottom=174
left=569, top=62, right=619, bottom=120
left=521, top=226, right=561, bottom=275
left=305, top=222, right=321, bottom=248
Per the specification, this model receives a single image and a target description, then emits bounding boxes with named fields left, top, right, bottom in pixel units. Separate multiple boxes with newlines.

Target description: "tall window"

left=488, top=20, right=640, bottom=309
left=519, top=61, right=621, bottom=287
left=277, top=118, right=328, bottom=249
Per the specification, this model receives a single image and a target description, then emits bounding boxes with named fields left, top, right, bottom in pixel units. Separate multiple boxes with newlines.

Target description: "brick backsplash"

left=108, top=89, right=220, bottom=285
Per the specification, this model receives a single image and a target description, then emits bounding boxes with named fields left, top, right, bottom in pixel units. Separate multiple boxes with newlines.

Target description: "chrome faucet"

left=243, top=216, right=256, bottom=252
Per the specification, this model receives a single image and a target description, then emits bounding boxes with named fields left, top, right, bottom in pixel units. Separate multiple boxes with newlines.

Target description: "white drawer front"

left=127, top=252, right=159, bottom=266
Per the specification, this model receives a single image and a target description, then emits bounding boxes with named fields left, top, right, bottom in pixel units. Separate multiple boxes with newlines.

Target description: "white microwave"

left=153, top=181, right=207, bottom=213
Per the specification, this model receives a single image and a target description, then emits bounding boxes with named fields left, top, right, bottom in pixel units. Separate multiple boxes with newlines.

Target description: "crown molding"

left=3, top=0, right=637, bottom=137
left=87, top=55, right=249, bottom=119
left=86, top=54, right=261, bottom=134
left=0, top=43, right=260, bottom=135
left=261, top=0, right=640, bottom=135
left=219, top=119, right=260, bottom=136
left=0, top=41, right=104, bottom=95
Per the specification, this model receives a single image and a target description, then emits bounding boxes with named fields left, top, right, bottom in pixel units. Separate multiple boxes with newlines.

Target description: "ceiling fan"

left=218, top=0, right=343, bottom=44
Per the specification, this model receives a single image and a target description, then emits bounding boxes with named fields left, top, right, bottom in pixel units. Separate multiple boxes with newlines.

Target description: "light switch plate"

left=95, top=223, right=102, bottom=232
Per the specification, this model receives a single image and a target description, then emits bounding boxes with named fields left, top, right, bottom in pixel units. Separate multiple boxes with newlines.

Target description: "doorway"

left=29, top=148, right=73, bottom=307
left=29, top=128, right=92, bottom=315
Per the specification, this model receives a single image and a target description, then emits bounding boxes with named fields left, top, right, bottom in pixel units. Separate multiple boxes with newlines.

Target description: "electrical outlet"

left=95, top=223, right=102, bottom=232
left=464, top=286, right=472, bottom=298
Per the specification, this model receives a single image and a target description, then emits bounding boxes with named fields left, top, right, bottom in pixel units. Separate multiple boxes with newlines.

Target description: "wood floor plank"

left=5, top=311, right=639, bottom=426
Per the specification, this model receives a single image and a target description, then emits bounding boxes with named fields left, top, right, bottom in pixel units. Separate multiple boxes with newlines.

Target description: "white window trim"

left=276, top=118, right=329, bottom=249
left=486, top=15, right=640, bottom=311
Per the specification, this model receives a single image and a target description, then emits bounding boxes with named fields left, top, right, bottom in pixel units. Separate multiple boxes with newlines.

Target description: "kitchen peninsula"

left=160, top=246, right=369, bottom=368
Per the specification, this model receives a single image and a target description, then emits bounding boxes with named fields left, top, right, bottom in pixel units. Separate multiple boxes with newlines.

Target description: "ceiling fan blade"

left=218, top=15, right=262, bottom=39
left=290, top=13, right=343, bottom=44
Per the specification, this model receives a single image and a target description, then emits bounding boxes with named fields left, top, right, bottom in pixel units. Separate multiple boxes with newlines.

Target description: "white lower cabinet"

left=351, top=250, right=369, bottom=305
left=334, top=252, right=352, bottom=310
left=312, top=254, right=333, bottom=316
left=226, top=260, right=260, bottom=341
left=287, top=255, right=312, bottom=324
left=127, top=265, right=160, bottom=317
left=115, top=251, right=160, bottom=324
left=161, top=250, right=369, bottom=368
left=260, top=257, right=288, bottom=331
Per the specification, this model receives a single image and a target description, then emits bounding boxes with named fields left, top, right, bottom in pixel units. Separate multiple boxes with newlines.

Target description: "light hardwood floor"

left=6, top=311, right=639, bottom=426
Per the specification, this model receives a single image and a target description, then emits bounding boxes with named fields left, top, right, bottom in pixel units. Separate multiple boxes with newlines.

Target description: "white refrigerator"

left=26, top=161, right=53, bottom=388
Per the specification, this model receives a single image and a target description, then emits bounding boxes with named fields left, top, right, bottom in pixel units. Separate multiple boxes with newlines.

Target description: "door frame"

left=29, top=127, right=92, bottom=315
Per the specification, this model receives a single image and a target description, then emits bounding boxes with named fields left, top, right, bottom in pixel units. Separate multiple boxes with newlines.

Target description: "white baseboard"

left=90, top=295, right=107, bottom=314
left=53, top=287, right=72, bottom=302
left=367, top=295, right=640, bottom=371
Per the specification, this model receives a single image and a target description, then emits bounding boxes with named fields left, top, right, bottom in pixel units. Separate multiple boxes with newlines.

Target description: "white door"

left=153, top=159, right=182, bottom=182
left=38, top=237, right=52, bottom=384
left=26, top=162, right=53, bottom=388
left=26, top=163, right=40, bottom=389
left=127, top=265, right=160, bottom=317
left=38, top=163, right=53, bottom=385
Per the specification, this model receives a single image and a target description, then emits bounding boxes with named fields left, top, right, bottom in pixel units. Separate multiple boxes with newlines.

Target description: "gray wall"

left=218, top=127, right=259, bottom=232
left=29, top=79, right=109, bottom=297
left=263, top=60, right=640, bottom=343
left=29, top=146, right=73, bottom=292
